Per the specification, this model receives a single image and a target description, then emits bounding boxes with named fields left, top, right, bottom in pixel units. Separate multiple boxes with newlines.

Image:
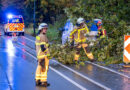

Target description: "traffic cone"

left=12, top=33, right=17, bottom=41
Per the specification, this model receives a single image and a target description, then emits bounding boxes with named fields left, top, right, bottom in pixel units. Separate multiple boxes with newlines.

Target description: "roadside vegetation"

left=3, top=0, right=129, bottom=66
left=25, top=19, right=65, bottom=43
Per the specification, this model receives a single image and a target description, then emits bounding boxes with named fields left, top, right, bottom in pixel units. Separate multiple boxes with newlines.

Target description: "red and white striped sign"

left=123, top=35, right=130, bottom=64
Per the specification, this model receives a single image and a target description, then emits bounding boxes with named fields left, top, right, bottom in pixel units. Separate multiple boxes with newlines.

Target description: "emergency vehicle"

left=4, top=15, right=25, bottom=36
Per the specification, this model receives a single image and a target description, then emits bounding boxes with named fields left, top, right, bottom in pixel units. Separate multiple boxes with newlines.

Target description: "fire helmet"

left=77, top=17, right=85, bottom=24
left=38, top=23, right=48, bottom=31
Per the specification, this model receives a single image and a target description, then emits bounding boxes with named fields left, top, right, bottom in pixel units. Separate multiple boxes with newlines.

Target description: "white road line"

left=86, top=61, right=130, bottom=79
left=15, top=45, right=87, bottom=90
left=17, top=42, right=36, bottom=52
left=51, top=60, right=111, bottom=90
left=22, top=36, right=35, bottom=43
left=50, top=67, right=87, bottom=90
left=22, top=36, right=130, bottom=79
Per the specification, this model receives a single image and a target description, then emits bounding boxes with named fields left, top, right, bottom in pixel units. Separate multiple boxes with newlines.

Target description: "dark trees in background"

left=0, top=0, right=24, bottom=23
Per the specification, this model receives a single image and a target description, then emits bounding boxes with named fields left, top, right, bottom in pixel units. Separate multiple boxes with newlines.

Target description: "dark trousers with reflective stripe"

left=74, top=43, right=94, bottom=61
left=35, top=56, right=49, bottom=82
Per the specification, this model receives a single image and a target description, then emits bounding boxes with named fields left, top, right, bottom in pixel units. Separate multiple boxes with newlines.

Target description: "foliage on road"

left=50, top=43, right=74, bottom=64
left=49, top=43, right=86, bottom=67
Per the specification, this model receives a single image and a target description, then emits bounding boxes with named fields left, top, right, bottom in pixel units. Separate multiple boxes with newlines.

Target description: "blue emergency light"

left=7, top=14, right=13, bottom=19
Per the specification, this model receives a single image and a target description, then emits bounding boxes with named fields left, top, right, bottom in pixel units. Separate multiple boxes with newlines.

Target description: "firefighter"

left=69, top=17, right=95, bottom=63
left=96, top=21, right=107, bottom=48
left=96, top=21, right=106, bottom=38
left=35, top=23, right=50, bottom=87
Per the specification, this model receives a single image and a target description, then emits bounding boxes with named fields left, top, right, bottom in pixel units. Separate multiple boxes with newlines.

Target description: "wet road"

left=0, top=31, right=130, bottom=90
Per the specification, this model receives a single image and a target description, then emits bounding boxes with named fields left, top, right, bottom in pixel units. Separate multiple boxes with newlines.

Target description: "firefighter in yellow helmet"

left=35, top=23, right=50, bottom=87
left=69, top=18, right=95, bottom=63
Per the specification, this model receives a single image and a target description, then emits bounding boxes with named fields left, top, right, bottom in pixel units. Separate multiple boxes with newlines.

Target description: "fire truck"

left=4, top=15, right=25, bottom=36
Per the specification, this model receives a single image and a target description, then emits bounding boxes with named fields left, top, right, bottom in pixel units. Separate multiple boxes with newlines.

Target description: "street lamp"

left=33, top=0, right=36, bottom=36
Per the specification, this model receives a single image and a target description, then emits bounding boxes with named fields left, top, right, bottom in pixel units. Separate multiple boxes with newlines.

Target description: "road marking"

left=50, top=67, right=87, bottom=90
left=21, top=36, right=35, bottom=43
left=17, top=42, right=36, bottom=52
left=22, top=36, right=130, bottom=79
left=15, top=45, right=87, bottom=90
left=86, top=61, right=130, bottom=79
left=51, top=60, right=111, bottom=90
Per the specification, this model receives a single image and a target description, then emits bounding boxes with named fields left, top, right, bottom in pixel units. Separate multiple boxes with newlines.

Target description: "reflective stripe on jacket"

left=97, top=28, right=106, bottom=38
left=35, top=34, right=50, bottom=59
left=69, top=23, right=89, bottom=43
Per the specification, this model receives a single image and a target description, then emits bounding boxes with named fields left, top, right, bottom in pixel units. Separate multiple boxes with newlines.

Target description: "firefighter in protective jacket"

left=96, top=21, right=106, bottom=38
left=35, top=23, right=50, bottom=87
left=69, top=18, right=95, bottom=62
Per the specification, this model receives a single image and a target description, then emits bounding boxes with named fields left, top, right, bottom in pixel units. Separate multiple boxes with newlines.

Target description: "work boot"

left=36, top=80, right=41, bottom=86
left=41, top=82, right=50, bottom=87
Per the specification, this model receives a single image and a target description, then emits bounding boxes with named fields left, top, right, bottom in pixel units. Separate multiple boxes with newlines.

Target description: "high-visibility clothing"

left=35, top=34, right=50, bottom=60
left=69, top=23, right=89, bottom=44
left=35, top=57, right=49, bottom=82
left=97, top=28, right=106, bottom=39
left=69, top=23, right=94, bottom=61
left=74, top=43, right=94, bottom=61
left=35, top=33, right=50, bottom=82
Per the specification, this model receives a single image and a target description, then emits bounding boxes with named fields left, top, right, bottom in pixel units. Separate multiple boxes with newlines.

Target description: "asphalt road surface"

left=0, top=30, right=130, bottom=90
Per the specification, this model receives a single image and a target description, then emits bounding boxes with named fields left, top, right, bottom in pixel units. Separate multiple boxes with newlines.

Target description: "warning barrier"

left=123, top=35, right=130, bottom=64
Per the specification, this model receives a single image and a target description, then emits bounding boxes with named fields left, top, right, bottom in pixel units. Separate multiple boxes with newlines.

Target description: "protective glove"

left=47, top=54, right=51, bottom=59
left=40, top=44, right=46, bottom=52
